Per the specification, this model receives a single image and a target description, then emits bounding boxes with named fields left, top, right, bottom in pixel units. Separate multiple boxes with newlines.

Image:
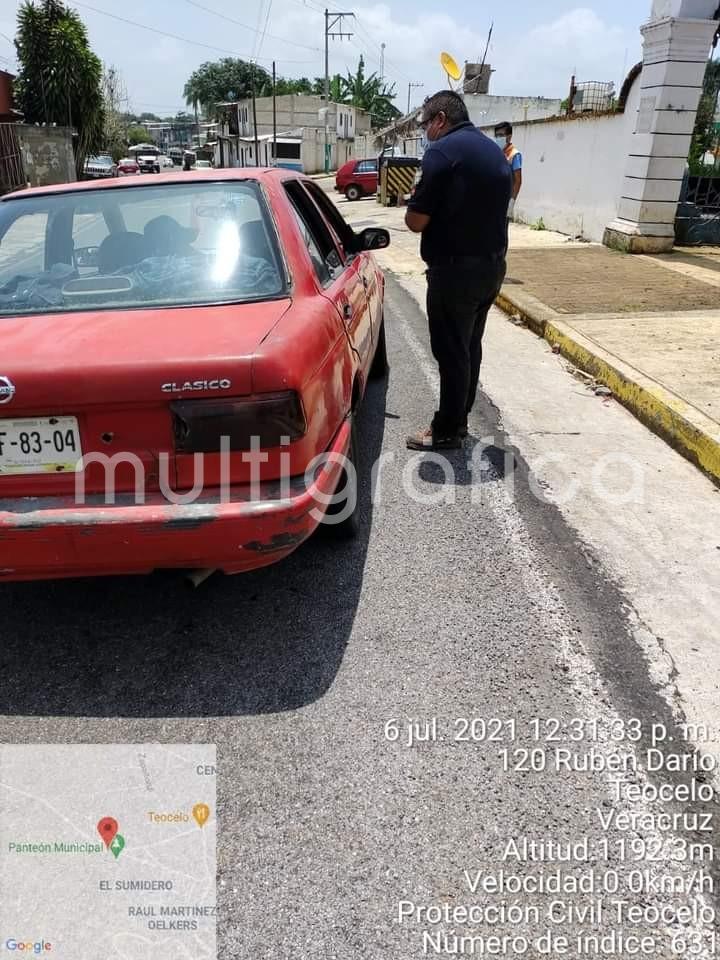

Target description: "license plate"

left=0, top=416, right=83, bottom=475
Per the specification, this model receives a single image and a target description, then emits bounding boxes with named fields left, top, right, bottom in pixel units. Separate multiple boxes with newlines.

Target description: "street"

left=2, top=190, right=720, bottom=955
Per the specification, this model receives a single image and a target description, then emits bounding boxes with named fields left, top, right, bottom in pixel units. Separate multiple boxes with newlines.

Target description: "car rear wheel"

left=322, top=416, right=360, bottom=539
left=369, top=317, right=389, bottom=380
left=345, top=184, right=362, bottom=201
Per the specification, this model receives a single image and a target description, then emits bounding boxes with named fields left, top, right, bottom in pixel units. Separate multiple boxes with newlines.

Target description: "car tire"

left=369, top=317, right=389, bottom=380
left=323, top=416, right=360, bottom=539
left=345, top=184, right=361, bottom=202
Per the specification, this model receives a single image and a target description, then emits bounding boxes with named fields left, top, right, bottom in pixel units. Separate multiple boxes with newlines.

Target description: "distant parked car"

left=193, top=159, right=212, bottom=169
left=84, top=155, right=118, bottom=179
left=335, top=158, right=378, bottom=201
left=158, top=155, right=175, bottom=169
left=117, top=158, right=139, bottom=176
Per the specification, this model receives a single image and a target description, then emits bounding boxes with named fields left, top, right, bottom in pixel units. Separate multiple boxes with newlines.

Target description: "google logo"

left=4, top=942, right=52, bottom=954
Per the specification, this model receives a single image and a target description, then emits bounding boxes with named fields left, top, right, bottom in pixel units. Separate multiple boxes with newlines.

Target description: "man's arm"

left=404, top=148, right=449, bottom=234
left=512, top=168, right=522, bottom=200
left=405, top=209, right=430, bottom=233
left=511, top=153, right=523, bottom=199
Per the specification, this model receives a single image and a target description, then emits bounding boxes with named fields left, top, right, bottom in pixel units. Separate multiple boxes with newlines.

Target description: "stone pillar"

left=604, top=0, right=718, bottom=253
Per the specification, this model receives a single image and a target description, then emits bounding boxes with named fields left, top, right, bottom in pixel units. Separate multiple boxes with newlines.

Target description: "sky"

left=0, top=0, right=650, bottom=117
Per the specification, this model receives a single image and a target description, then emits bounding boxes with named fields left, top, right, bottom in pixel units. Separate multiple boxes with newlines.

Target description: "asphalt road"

left=1, top=276, right=718, bottom=957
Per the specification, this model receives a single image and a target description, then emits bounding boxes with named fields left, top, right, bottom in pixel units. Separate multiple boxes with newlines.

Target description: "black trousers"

left=426, top=254, right=507, bottom=437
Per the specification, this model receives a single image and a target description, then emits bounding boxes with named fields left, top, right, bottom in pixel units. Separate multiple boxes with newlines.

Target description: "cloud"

left=280, top=3, right=637, bottom=105
left=494, top=8, right=636, bottom=96
left=3, top=0, right=639, bottom=118
left=149, top=36, right=184, bottom=65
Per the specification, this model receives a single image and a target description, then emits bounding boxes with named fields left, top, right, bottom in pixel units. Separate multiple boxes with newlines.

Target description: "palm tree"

left=341, top=55, right=400, bottom=127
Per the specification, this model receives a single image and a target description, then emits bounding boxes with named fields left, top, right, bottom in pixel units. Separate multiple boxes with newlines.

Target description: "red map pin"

left=97, top=817, right=119, bottom=848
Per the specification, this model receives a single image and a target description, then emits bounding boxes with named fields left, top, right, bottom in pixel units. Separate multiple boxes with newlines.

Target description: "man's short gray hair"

left=421, top=90, right=469, bottom=127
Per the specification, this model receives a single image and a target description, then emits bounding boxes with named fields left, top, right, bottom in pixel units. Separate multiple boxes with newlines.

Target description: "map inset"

left=0, top=744, right=216, bottom=959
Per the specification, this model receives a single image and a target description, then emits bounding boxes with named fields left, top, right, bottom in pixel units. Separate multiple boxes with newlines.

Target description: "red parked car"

left=0, top=169, right=389, bottom=581
left=117, top=157, right=140, bottom=176
left=335, top=158, right=378, bottom=201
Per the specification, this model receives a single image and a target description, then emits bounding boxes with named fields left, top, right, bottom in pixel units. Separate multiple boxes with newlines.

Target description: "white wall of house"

left=465, top=94, right=564, bottom=129
left=214, top=126, right=342, bottom=174
left=234, top=95, right=369, bottom=141
left=478, top=75, right=642, bottom=240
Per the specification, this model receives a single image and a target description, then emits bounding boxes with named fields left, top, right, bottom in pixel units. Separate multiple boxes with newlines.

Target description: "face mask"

left=420, top=133, right=428, bottom=150
left=495, top=136, right=507, bottom=148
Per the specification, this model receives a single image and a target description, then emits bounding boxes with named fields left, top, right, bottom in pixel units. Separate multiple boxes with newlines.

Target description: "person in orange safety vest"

left=494, top=121, right=522, bottom=220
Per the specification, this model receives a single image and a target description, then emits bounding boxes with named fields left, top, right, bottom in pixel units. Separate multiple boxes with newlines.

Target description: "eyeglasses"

left=419, top=114, right=438, bottom=130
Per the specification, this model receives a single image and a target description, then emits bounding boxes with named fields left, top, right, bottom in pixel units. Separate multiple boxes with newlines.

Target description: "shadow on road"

left=418, top=439, right=518, bottom=487
left=0, top=379, right=387, bottom=719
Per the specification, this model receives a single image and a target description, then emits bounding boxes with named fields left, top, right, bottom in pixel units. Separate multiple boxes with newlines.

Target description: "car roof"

left=1, top=167, right=308, bottom=201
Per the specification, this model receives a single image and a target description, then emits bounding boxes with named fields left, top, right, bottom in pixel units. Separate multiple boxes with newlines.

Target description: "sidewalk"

left=498, top=237, right=720, bottom=485
left=334, top=192, right=720, bottom=484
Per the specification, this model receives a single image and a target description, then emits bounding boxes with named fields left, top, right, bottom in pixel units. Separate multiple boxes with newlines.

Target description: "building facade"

left=214, top=95, right=371, bottom=173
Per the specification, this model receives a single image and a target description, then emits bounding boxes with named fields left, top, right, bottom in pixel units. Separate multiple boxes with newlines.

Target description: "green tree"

left=14, top=0, right=105, bottom=176
left=183, top=58, right=271, bottom=118
left=274, top=76, right=314, bottom=96
left=688, top=59, right=720, bottom=174
left=127, top=125, right=151, bottom=145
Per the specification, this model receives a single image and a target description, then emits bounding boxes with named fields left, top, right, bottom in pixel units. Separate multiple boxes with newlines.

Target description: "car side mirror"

left=356, top=227, right=390, bottom=251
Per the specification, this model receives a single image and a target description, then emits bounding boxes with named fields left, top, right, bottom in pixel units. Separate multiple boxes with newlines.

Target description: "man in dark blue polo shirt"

left=405, top=90, right=511, bottom=450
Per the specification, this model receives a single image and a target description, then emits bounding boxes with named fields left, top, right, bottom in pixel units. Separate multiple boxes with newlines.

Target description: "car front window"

left=0, top=180, right=286, bottom=317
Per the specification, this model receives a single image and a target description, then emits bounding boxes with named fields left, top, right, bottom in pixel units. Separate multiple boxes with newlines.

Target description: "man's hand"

left=405, top=209, right=430, bottom=233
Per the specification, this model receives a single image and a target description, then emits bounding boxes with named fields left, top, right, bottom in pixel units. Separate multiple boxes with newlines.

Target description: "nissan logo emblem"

left=0, top=376, right=15, bottom=405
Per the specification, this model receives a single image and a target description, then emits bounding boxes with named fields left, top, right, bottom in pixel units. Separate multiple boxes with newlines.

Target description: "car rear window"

left=0, top=180, right=286, bottom=317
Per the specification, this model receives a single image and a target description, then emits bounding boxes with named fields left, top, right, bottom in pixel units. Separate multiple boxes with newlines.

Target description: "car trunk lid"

left=0, top=299, right=291, bottom=496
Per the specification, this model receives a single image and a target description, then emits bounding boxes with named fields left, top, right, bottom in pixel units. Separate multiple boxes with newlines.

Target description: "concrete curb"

left=495, top=287, right=720, bottom=486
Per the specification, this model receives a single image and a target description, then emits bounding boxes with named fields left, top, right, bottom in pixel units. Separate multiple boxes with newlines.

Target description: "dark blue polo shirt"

left=408, top=121, right=512, bottom=265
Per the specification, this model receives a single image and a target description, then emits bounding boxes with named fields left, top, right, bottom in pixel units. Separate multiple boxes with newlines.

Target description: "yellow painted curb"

left=495, top=292, right=720, bottom=486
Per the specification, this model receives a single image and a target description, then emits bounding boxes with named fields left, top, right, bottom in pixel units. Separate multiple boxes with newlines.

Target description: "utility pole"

left=324, top=9, right=354, bottom=174
left=380, top=42, right=385, bottom=83
left=251, top=61, right=259, bottom=166
left=272, top=61, right=277, bottom=168
left=407, top=81, right=423, bottom=116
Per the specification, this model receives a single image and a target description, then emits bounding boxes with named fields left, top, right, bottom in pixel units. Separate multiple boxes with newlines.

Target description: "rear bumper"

left=0, top=421, right=350, bottom=582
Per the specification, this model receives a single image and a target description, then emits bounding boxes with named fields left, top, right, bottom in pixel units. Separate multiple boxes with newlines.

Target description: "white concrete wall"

left=234, top=96, right=369, bottom=142
left=465, top=95, right=563, bottom=129
left=651, top=0, right=718, bottom=19
left=479, top=77, right=642, bottom=240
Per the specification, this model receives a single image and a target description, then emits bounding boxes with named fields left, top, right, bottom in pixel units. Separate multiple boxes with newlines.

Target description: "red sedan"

left=117, top=157, right=140, bottom=176
left=0, top=169, right=389, bottom=581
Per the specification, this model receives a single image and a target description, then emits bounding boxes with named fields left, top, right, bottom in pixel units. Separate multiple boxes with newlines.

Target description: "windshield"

left=0, top=180, right=286, bottom=317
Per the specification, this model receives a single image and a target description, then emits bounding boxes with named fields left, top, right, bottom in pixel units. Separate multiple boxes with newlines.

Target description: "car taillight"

left=171, top=392, right=306, bottom=453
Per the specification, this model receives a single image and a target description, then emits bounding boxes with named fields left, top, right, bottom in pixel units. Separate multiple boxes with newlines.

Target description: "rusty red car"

left=0, top=169, right=389, bottom=581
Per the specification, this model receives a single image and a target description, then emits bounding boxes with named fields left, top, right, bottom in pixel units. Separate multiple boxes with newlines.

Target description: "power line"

left=71, top=1, right=318, bottom=64
left=278, top=0, right=413, bottom=83
left=182, top=0, right=320, bottom=51
left=351, top=15, right=413, bottom=84
left=250, top=0, right=268, bottom=63
left=254, top=0, right=274, bottom=62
